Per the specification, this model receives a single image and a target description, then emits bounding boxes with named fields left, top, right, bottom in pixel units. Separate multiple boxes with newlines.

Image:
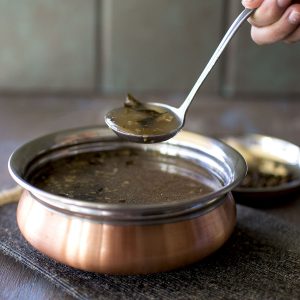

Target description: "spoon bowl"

left=105, top=102, right=183, bottom=143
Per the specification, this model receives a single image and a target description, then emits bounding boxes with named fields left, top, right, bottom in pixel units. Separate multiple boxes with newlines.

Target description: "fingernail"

left=277, top=0, right=291, bottom=8
left=289, top=11, right=300, bottom=24
left=242, top=0, right=257, bottom=8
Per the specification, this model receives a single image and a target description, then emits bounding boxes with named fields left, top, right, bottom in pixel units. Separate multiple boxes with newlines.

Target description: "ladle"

left=105, top=8, right=254, bottom=143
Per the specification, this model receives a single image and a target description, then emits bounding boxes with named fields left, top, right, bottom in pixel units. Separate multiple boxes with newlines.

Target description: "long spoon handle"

left=179, top=8, right=254, bottom=114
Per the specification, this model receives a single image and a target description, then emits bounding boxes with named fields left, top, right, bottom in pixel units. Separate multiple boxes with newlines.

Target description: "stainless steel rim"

left=9, top=126, right=247, bottom=223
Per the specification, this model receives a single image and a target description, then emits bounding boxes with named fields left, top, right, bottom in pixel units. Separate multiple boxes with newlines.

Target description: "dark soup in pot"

left=27, top=148, right=216, bottom=205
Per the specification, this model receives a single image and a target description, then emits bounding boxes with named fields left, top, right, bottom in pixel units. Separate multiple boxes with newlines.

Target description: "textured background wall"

left=100, top=0, right=223, bottom=94
left=0, top=0, right=299, bottom=96
left=0, top=0, right=96, bottom=92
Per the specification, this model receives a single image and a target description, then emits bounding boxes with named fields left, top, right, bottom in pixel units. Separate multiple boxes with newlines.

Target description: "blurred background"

left=1, top=0, right=300, bottom=97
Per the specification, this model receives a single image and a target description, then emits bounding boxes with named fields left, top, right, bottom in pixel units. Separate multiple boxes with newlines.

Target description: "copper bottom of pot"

left=17, top=190, right=236, bottom=275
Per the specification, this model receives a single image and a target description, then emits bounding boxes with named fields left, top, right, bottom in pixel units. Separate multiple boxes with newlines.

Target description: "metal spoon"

left=105, top=8, right=254, bottom=143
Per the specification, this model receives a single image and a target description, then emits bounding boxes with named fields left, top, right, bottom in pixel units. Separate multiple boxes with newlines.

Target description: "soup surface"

left=105, top=94, right=181, bottom=140
left=28, top=148, right=215, bottom=205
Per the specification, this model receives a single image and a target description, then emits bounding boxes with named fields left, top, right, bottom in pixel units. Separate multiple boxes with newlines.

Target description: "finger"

left=242, top=0, right=264, bottom=9
left=249, top=0, right=293, bottom=27
left=251, top=4, right=300, bottom=44
left=284, top=25, right=300, bottom=42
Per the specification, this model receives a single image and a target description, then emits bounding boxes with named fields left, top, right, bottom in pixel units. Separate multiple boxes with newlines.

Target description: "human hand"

left=242, top=0, right=300, bottom=44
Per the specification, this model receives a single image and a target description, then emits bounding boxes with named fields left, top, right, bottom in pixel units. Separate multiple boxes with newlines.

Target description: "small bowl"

left=223, top=134, right=300, bottom=207
left=8, top=126, right=246, bottom=274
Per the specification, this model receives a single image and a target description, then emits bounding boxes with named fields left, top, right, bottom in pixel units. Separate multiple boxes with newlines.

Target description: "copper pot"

left=9, top=127, right=246, bottom=274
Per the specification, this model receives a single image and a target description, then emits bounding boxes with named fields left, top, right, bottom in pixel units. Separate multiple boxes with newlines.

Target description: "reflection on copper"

left=17, top=191, right=236, bottom=275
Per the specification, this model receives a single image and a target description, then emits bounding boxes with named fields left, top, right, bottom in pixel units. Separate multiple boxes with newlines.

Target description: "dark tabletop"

left=0, top=95, right=299, bottom=299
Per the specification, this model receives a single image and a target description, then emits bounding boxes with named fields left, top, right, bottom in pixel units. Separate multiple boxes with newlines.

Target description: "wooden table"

left=1, top=96, right=299, bottom=299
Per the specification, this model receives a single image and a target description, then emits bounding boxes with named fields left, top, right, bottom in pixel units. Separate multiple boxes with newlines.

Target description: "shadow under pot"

left=8, top=127, right=246, bottom=275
